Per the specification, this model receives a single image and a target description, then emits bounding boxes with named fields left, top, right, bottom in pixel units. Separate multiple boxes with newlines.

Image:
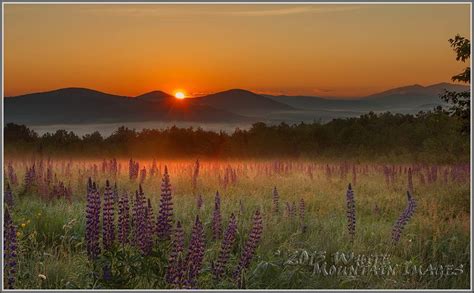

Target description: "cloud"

left=228, top=5, right=360, bottom=17
left=80, top=5, right=360, bottom=18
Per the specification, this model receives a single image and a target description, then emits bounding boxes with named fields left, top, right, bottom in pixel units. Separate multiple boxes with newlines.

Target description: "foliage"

left=4, top=110, right=469, bottom=163
left=440, top=34, right=471, bottom=135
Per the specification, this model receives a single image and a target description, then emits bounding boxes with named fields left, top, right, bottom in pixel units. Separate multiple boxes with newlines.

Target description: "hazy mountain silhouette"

left=5, top=88, right=247, bottom=124
left=4, top=83, right=469, bottom=126
left=194, top=89, right=294, bottom=116
left=267, top=83, right=469, bottom=112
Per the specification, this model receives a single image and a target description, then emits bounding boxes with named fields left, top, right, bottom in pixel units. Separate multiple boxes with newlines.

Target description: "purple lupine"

left=157, top=166, right=173, bottom=240
left=118, top=193, right=130, bottom=245
left=392, top=191, right=417, bottom=244
left=212, top=213, right=238, bottom=281
left=346, top=183, right=356, bottom=242
left=113, top=183, right=119, bottom=204
left=407, top=168, right=414, bottom=194
left=299, top=198, right=305, bottom=222
left=5, top=182, right=13, bottom=208
left=212, top=191, right=222, bottom=240
left=102, top=180, right=115, bottom=250
left=4, top=208, right=17, bottom=289
left=196, top=193, right=203, bottom=210
left=166, top=221, right=185, bottom=288
left=7, top=162, right=18, bottom=186
left=184, top=215, right=205, bottom=288
left=85, top=178, right=101, bottom=259
left=233, top=210, right=263, bottom=285
left=139, top=167, right=147, bottom=185
left=141, top=206, right=153, bottom=255
left=272, top=187, right=279, bottom=214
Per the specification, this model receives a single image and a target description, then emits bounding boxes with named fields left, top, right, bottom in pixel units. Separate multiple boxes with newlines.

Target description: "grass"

left=4, top=159, right=470, bottom=289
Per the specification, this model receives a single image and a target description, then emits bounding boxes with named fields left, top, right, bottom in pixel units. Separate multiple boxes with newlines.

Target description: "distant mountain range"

left=4, top=82, right=469, bottom=126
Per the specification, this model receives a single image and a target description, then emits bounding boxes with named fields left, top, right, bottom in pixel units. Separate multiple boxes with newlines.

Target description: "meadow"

left=3, top=158, right=471, bottom=289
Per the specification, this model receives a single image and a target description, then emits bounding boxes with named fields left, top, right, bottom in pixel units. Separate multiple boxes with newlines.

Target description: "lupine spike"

left=118, top=193, right=130, bottom=245
left=212, top=191, right=222, bottom=240
left=184, top=215, right=205, bottom=288
left=166, top=221, right=185, bottom=288
left=5, top=182, right=14, bottom=208
left=4, top=208, right=18, bottom=289
left=212, top=213, right=238, bottom=281
left=233, top=210, right=263, bottom=284
left=391, top=191, right=417, bottom=244
left=272, top=186, right=279, bottom=214
left=157, top=166, right=174, bottom=240
left=102, top=180, right=115, bottom=250
left=346, top=183, right=356, bottom=242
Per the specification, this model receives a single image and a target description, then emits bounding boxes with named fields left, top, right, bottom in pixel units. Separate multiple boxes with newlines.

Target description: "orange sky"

left=4, top=4, right=471, bottom=98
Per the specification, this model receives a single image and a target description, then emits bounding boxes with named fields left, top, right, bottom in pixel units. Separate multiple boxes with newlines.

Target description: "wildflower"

left=212, top=191, right=222, bottom=240
left=272, top=187, right=279, bottom=214
left=4, top=208, right=18, bottom=289
left=184, top=215, right=205, bottom=288
left=392, top=191, right=417, bottom=244
left=346, top=183, right=356, bottom=242
left=5, top=182, right=13, bottom=208
left=102, top=180, right=115, bottom=250
left=166, top=221, right=185, bottom=288
left=118, top=193, right=130, bottom=245
left=212, top=213, right=238, bottom=281
left=85, top=178, right=101, bottom=259
left=233, top=210, right=263, bottom=284
left=157, top=166, right=173, bottom=240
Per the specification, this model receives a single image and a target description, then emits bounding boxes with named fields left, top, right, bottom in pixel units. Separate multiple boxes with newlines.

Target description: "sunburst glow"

left=175, top=91, right=185, bottom=99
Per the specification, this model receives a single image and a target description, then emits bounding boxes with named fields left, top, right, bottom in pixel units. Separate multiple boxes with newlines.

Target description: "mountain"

left=4, top=88, right=247, bottom=124
left=5, top=83, right=469, bottom=127
left=267, top=83, right=469, bottom=113
left=194, top=89, right=294, bottom=116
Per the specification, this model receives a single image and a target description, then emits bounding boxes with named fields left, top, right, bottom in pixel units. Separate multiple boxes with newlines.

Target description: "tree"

left=440, top=34, right=470, bottom=134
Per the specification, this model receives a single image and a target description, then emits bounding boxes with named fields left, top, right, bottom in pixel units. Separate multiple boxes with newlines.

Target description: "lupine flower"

left=85, top=178, right=101, bottom=259
left=184, top=215, right=205, bottom=288
left=291, top=202, right=297, bottom=218
left=7, top=162, right=18, bottom=186
left=157, top=166, right=173, bottom=240
left=233, top=210, right=263, bottom=285
left=113, top=183, right=119, bottom=204
left=5, top=182, right=14, bottom=208
left=102, top=180, right=115, bottom=250
left=392, top=191, right=417, bottom=244
left=346, top=183, right=356, bottom=242
left=139, top=167, right=147, bottom=185
left=212, top=213, right=238, bottom=281
left=118, top=193, right=130, bottom=245
left=299, top=198, right=305, bottom=222
left=166, top=221, right=185, bottom=288
left=132, top=185, right=146, bottom=244
left=102, top=264, right=112, bottom=282
left=141, top=207, right=153, bottom=255
left=212, top=191, right=222, bottom=240
left=4, top=208, right=17, bottom=289
left=272, top=187, right=279, bottom=214
left=196, top=193, right=203, bottom=210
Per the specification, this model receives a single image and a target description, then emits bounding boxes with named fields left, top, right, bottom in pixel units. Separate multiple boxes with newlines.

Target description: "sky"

left=4, top=4, right=471, bottom=98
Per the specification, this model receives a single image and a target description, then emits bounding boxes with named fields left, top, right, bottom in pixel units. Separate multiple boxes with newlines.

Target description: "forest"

left=4, top=109, right=469, bottom=163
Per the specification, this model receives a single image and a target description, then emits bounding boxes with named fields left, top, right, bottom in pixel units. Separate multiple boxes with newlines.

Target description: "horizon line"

left=4, top=81, right=469, bottom=100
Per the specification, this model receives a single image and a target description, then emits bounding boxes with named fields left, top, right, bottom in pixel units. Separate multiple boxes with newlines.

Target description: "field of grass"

left=3, top=159, right=471, bottom=289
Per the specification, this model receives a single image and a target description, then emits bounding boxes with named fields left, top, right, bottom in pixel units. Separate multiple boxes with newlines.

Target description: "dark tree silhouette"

left=440, top=34, right=470, bottom=134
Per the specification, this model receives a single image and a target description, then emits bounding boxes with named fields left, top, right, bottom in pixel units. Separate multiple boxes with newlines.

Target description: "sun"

left=174, top=91, right=186, bottom=99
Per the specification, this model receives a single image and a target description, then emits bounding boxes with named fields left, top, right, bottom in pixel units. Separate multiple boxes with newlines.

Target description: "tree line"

left=4, top=110, right=469, bottom=163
